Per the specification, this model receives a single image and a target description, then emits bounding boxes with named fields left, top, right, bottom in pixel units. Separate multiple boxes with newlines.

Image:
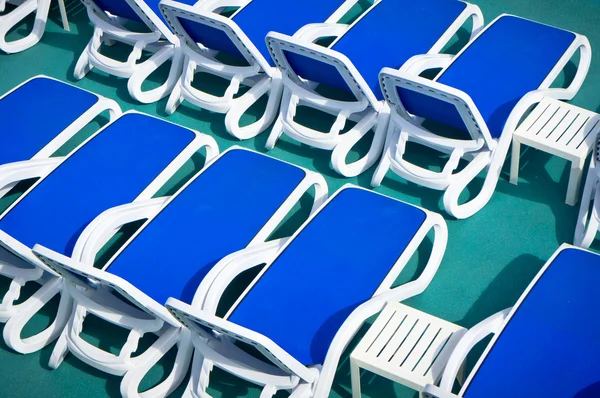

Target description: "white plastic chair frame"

left=0, top=0, right=53, bottom=53
left=0, top=75, right=122, bottom=200
left=0, top=111, right=218, bottom=361
left=31, top=147, right=327, bottom=398
left=421, top=244, right=579, bottom=398
left=165, top=185, right=448, bottom=398
left=75, top=0, right=214, bottom=103
left=160, top=0, right=368, bottom=141
left=264, top=2, right=484, bottom=178
left=574, top=133, right=600, bottom=248
left=373, top=14, right=592, bottom=219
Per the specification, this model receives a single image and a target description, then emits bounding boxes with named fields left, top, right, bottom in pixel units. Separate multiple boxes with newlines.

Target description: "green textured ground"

left=1, top=0, right=600, bottom=397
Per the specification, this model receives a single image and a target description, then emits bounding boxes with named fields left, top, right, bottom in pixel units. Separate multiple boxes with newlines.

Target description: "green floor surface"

left=1, top=0, right=600, bottom=397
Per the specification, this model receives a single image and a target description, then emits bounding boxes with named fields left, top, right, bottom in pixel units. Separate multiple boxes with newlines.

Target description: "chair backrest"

left=0, top=113, right=197, bottom=256
left=271, top=0, right=470, bottom=102
left=162, top=0, right=348, bottom=69
left=462, top=247, right=600, bottom=398
left=104, top=149, right=308, bottom=306
left=227, top=187, right=427, bottom=366
left=0, top=76, right=99, bottom=165
left=392, top=15, right=577, bottom=140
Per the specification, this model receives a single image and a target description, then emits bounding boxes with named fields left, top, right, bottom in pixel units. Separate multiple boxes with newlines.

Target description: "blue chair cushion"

left=94, top=0, right=197, bottom=28
left=178, top=0, right=343, bottom=66
left=464, top=248, right=600, bottom=398
left=0, top=77, right=99, bottom=165
left=106, top=149, right=306, bottom=306
left=284, top=0, right=468, bottom=100
left=0, top=113, right=195, bottom=257
left=399, top=15, right=576, bottom=139
left=228, top=187, right=427, bottom=365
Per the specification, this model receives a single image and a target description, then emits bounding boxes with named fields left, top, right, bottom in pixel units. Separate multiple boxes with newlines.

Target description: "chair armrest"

left=71, top=197, right=169, bottom=265
left=437, top=308, right=512, bottom=391
left=192, top=238, right=289, bottom=311
left=293, top=23, right=349, bottom=44
left=422, top=384, right=460, bottom=398
left=400, top=54, right=454, bottom=76
left=0, top=157, right=63, bottom=198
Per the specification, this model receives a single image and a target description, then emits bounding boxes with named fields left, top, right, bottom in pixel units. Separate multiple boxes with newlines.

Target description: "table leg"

left=350, top=359, right=362, bottom=398
left=58, top=0, right=69, bottom=31
left=566, top=157, right=586, bottom=206
left=510, top=138, right=521, bottom=185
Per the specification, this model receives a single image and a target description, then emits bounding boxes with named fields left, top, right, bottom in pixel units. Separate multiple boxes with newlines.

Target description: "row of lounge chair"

left=2, top=0, right=592, bottom=218
left=2, top=75, right=600, bottom=398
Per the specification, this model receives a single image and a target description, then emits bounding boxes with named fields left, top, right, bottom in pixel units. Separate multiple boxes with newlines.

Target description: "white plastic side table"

left=350, top=302, right=466, bottom=397
left=510, top=97, right=600, bottom=206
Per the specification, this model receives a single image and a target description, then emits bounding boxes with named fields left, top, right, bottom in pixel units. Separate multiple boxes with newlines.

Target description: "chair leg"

left=566, top=157, right=586, bottom=206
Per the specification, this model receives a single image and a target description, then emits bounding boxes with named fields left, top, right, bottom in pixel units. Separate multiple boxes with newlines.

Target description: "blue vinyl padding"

left=284, top=0, right=467, bottom=100
left=0, top=113, right=195, bottom=256
left=178, top=0, right=342, bottom=65
left=399, top=16, right=576, bottom=139
left=228, top=188, right=427, bottom=365
left=0, top=77, right=99, bottom=165
left=106, top=149, right=306, bottom=306
left=463, top=248, right=600, bottom=398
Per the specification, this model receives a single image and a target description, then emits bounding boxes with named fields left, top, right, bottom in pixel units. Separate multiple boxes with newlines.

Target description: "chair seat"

left=332, top=0, right=468, bottom=100
left=401, top=15, right=577, bottom=139
left=463, top=248, right=600, bottom=398
left=0, top=77, right=99, bottom=165
left=0, top=113, right=196, bottom=256
left=228, top=187, right=427, bottom=365
left=106, top=149, right=306, bottom=306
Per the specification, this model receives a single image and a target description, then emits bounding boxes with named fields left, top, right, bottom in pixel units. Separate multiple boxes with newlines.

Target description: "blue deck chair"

left=75, top=0, right=214, bottom=103
left=421, top=244, right=600, bottom=398
left=31, top=148, right=328, bottom=398
left=159, top=186, right=448, bottom=397
left=0, top=112, right=217, bottom=357
left=265, top=0, right=483, bottom=177
left=0, top=0, right=52, bottom=53
left=159, top=0, right=375, bottom=140
left=374, top=15, right=592, bottom=219
left=0, top=75, right=121, bottom=199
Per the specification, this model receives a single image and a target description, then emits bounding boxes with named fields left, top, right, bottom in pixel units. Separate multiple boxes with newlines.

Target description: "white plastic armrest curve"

left=0, top=157, right=64, bottom=191
left=438, top=307, right=512, bottom=391
left=71, top=197, right=170, bottom=264
left=293, top=23, right=349, bottom=44
left=400, top=54, right=454, bottom=76
left=193, top=238, right=290, bottom=312
left=422, top=384, right=460, bottom=398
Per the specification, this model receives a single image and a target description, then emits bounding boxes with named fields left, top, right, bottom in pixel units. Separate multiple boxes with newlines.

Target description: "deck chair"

left=574, top=134, right=600, bottom=248
left=374, top=15, right=592, bottom=219
left=0, top=112, right=218, bottom=357
left=0, top=76, right=120, bottom=198
left=161, top=186, right=448, bottom=397
left=421, top=244, right=600, bottom=398
left=75, top=0, right=214, bottom=103
left=159, top=0, right=373, bottom=140
left=0, top=0, right=52, bottom=53
left=265, top=0, right=483, bottom=177
left=31, top=148, right=327, bottom=398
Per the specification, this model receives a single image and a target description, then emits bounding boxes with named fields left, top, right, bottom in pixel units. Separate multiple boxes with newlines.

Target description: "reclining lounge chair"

left=422, top=244, right=600, bottom=398
left=32, top=148, right=327, bottom=398
left=75, top=0, right=218, bottom=103
left=265, top=0, right=483, bottom=177
left=0, top=112, right=217, bottom=358
left=163, top=185, right=448, bottom=397
left=374, top=15, right=591, bottom=218
left=159, top=0, right=375, bottom=140
left=0, top=76, right=120, bottom=197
